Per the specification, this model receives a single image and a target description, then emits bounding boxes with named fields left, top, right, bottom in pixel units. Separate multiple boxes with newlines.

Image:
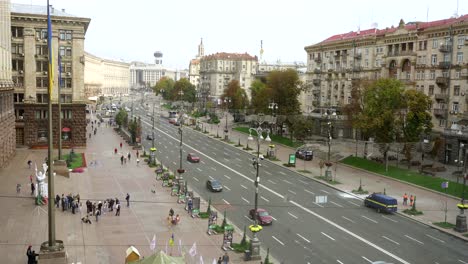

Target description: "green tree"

left=153, top=77, right=175, bottom=100
left=129, top=117, right=138, bottom=143
left=221, top=80, right=249, bottom=112
left=290, top=115, right=314, bottom=141
left=173, top=78, right=196, bottom=103
left=250, top=79, right=270, bottom=114
left=115, top=109, right=128, bottom=129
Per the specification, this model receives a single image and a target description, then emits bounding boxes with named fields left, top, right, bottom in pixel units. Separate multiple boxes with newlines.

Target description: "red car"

left=187, top=153, right=200, bottom=163
left=249, top=208, right=273, bottom=225
left=168, top=118, right=177, bottom=124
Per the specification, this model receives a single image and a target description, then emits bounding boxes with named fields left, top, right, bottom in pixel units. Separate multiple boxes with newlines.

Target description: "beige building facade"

left=199, top=52, right=258, bottom=101
left=0, top=0, right=15, bottom=167
left=84, top=52, right=130, bottom=97
left=188, top=38, right=205, bottom=88
left=11, top=3, right=90, bottom=147
left=305, top=15, right=468, bottom=135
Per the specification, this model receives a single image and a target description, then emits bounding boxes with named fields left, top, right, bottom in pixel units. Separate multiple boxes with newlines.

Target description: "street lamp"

left=456, top=143, right=468, bottom=232
left=247, top=117, right=271, bottom=261
left=268, top=102, right=278, bottom=134
left=224, top=97, right=232, bottom=141
left=324, top=111, right=337, bottom=162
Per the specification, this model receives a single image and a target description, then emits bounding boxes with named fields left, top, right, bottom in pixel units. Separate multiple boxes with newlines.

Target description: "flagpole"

left=58, top=55, right=62, bottom=160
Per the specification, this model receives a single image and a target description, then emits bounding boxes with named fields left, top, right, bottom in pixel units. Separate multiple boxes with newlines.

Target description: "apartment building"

left=0, top=0, right=15, bottom=167
left=199, top=52, right=258, bottom=102
left=84, top=52, right=130, bottom=97
left=11, top=3, right=90, bottom=147
left=305, top=16, right=468, bottom=136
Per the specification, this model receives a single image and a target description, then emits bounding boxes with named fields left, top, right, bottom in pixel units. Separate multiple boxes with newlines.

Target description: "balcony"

left=313, top=79, right=321, bottom=86
left=436, top=77, right=449, bottom=86
left=434, top=93, right=449, bottom=101
left=313, top=68, right=322, bottom=74
left=314, top=57, right=322, bottom=63
left=438, top=61, right=451, bottom=69
left=354, top=53, right=362, bottom=60
left=439, top=44, right=452, bottom=53
left=352, top=66, right=363, bottom=72
left=433, top=108, right=448, bottom=118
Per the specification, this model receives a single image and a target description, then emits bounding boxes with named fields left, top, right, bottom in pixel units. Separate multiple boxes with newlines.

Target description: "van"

left=364, top=193, right=397, bottom=213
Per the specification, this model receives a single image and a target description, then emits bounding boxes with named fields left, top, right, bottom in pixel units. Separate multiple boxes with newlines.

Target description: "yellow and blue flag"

left=47, top=0, right=54, bottom=98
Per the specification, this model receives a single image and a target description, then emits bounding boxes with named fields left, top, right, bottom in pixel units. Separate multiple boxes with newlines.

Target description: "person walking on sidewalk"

left=120, top=142, right=123, bottom=149
left=27, top=160, right=32, bottom=169
left=16, top=183, right=21, bottom=194
left=222, top=252, right=229, bottom=264
left=126, top=193, right=130, bottom=207
left=403, top=193, right=408, bottom=206
left=127, top=152, right=131, bottom=161
left=136, top=150, right=139, bottom=158
left=95, top=209, right=100, bottom=222
left=409, top=195, right=414, bottom=207
left=30, top=182, right=35, bottom=195
left=114, top=148, right=117, bottom=155
left=115, top=203, right=121, bottom=216
left=121, top=155, right=124, bottom=165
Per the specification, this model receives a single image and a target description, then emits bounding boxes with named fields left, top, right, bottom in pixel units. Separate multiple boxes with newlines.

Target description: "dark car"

left=206, top=179, right=223, bottom=192
left=296, top=149, right=313, bottom=161
left=249, top=208, right=273, bottom=225
left=146, top=134, right=153, bottom=140
left=187, top=153, right=200, bottom=163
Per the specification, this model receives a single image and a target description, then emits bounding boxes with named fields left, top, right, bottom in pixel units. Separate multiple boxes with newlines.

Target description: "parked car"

left=146, top=134, right=153, bottom=140
left=249, top=208, right=273, bottom=225
left=174, top=121, right=181, bottom=126
left=296, top=149, right=313, bottom=161
left=168, top=118, right=177, bottom=124
left=206, top=179, right=223, bottom=192
left=364, top=193, right=397, bottom=213
left=187, top=153, right=200, bottom=163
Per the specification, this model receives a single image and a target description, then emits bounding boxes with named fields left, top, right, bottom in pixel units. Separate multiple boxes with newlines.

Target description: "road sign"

left=289, top=154, right=296, bottom=165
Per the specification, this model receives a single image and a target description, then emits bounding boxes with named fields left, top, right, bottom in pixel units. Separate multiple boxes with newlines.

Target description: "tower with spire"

left=197, top=38, right=204, bottom=59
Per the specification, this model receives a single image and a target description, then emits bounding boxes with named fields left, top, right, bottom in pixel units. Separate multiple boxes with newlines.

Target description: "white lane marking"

left=382, top=236, right=400, bottom=245
left=222, top=199, right=230, bottom=205
left=235, top=158, right=242, bottom=161
left=290, top=200, right=410, bottom=264
left=271, top=236, right=285, bottom=246
left=165, top=156, right=169, bottom=159
left=172, top=162, right=176, bottom=165
left=264, top=171, right=272, bottom=175
left=459, top=260, right=468, bottom=264
left=382, top=215, right=398, bottom=223
left=240, top=184, right=248, bottom=189
left=200, top=160, right=206, bottom=164
left=208, top=176, right=214, bottom=180
left=271, top=216, right=277, bottom=221
left=347, top=200, right=361, bottom=207
left=288, top=189, right=297, bottom=195
left=196, top=168, right=202, bottom=172
left=147, top=120, right=410, bottom=264
left=224, top=174, right=231, bottom=179
left=268, top=180, right=277, bottom=184
left=426, top=234, right=445, bottom=243
left=241, top=197, right=250, bottom=204
left=224, top=185, right=231, bottom=191
left=341, top=216, right=355, bottom=223
left=224, top=158, right=229, bottom=161
left=244, top=215, right=251, bottom=221
left=288, top=212, right=298, bottom=219
left=304, top=189, right=315, bottom=195
left=283, top=179, right=293, bottom=184
left=193, top=177, right=199, bottom=182
left=336, top=260, right=344, bottom=264
left=260, top=196, right=270, bottom=202
left=210, top=167, right=216, bottom=171
left=320, top=189, right=330, bottom=194
left=330, top=201, right=343, bottom=208
left=299, top=179, right=309, bottom=185
left=313, top=202, right=324, bottom=208
left=321, top=232, right=335, bottom=241
left=361, top=215, right=378, bottom=224
left=404, top=235, right=424, bottom=245
left=279, top=171, right=286, bottom=175
left=212, top=152, right=216, bottom=155
left=296, top=233, right=311, bottom=243
left=235, top=152, right=240, bottom=156
left=361, top=256, right=372, bottom=263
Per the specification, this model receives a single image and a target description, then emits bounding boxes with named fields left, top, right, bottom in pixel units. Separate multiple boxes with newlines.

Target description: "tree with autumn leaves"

left=152, top=77, right=196, bottom=103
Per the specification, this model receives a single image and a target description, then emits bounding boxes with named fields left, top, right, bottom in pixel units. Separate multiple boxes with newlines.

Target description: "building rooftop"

left=202, top=52, right=257, bottom=61
left=316, top=14, right=468, bottom=45
left=11, top=3, right=76, bottom=17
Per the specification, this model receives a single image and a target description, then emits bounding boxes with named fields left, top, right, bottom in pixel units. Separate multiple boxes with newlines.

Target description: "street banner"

left=199, top=255, right=204, bottom=264
left=150, top=234, right=156, bottom=251
left=189, top=242, right=197, bottom=257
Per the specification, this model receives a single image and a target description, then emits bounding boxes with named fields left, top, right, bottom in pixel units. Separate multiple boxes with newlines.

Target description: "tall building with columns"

left=10, top=3, right=90, bottom=147
left=189, top=38, right=204, bottom=88
left=0, top=0, right=15, bottom=167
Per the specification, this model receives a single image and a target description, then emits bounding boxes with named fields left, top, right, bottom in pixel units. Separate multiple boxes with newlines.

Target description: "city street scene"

left=1, top=0, right=468, bottom=263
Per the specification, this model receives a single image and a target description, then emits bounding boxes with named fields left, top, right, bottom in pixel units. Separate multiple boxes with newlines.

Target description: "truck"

left=364, top=193, right=397, bottom=213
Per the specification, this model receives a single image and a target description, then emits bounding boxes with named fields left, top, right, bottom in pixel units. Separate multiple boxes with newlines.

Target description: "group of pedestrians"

left=402, top=193, right=415, bottom=206
left=81, top=195, right=129, bottom=224
left=55, top=193, right=80, bottom=214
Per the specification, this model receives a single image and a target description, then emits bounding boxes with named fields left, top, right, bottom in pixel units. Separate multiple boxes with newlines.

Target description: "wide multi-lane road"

left=131, top=107, right=468, bottom=264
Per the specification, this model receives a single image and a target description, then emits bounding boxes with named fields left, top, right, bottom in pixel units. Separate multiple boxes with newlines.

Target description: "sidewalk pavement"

left=199, top=120, right=468, bottom=242
left=0, top=121, right=263, bottom=264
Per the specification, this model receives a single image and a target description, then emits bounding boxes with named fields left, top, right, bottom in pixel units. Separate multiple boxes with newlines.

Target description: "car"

left=296, top=149, right=313, bottom=161
left=187, top=153, right=200, bottom=163
left=168, top=118, right=177, bottom=124
left=174, top=121, right=181, bottom=126
left=206, top=179, right=223, bottom=192
left=249, top=208, right=273, bottom=225
left=146, top=112, right=152, bottom=117
left=146, top=134, right=153, bottom=140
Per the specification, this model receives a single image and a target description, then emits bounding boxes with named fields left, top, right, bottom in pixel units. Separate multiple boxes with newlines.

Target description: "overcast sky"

left=11, top=0, right=467, bottom=69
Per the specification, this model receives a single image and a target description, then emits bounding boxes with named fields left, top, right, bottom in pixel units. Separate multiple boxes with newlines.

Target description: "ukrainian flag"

left=47, top=0, right=54, bottom=98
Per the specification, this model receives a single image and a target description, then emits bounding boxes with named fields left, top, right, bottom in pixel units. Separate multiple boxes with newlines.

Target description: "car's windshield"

left=258, top=211, right=269, bottom=217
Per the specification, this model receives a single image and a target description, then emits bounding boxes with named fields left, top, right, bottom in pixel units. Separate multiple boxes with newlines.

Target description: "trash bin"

left=244, top=250, right=251, bottom=261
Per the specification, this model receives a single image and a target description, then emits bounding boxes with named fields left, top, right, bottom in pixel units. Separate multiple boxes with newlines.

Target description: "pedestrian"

left=16, top=183, right=21, bottom=194
left=128, top=152, right=131, bottom=161
left=126, top=193, right=130, bottom=207
left=169, top=208, right=174, bottom=217
left=114, top=148, right=117, bottom=155
left=217, top=257, right=222, bottom=264
left=76, top=193, right=80, bottom=204
left=124, top=157, right=127, bottom=165
left=30, top=182, right=35, bottom=195
left=27, top=160, right=32, bottom=169
left=188, top=198, right=193, bottom=215
left=61, top=195, right=66, bottom=212
left=95, top=209, right=100, bottom=222
left=136, top=150, right=139, bottom=158
left=71, top=200, right=76, bottom=214
left=120, top=142, right=122, bottom=149
left=81, top=214, right=92, bottom=224
left=115, top=203, right=120, bottom=216
left=55, top=194, right=60, bottom=208
left=103, top=200, right=108, bottom=215
left=222, top=252, right=230, bottom=264
left=409, top=195, right=414, bottom=207
left=136, top=158, right=140, bottom=166
left=29, top=174, right=33, bottom=183
left=98, top=201, right=103, bottom=212
left=92, top=202, right=96, bottom=216
left=121, top=155, right=124, bottom=165
left=403, top=193, right=408, bottom=206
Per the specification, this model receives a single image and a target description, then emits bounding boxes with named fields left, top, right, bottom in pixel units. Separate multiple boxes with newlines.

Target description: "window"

left=365, top=59, right=369, bottom=67
left=457, top=52, right=463, bottom=64
left=439, top=119, right=446, bottom=127
left=36, top=45, right=48, bottom=56
left=421, top=55, right=426, bottom=64
left=36, top=77, right=48, bottom=88
left=429, top=85, right=434, bottom=95
left=11, top=44, right=23, bottom=54
left=365, top=48, right=369, bottom=55
left=35, top=29, right=47, bottom=40
left=13, top=93, right=24, bottom=103
left=456, top=70, right=461, bottom=79
left=35, top=110, right=48, bottom=119
left=419, top=40, right=427, bottom=50
left=375, top=59, right=381, bottom=67
left=458, top=36, right=465, bottom=46
left=432, top=39, right=439, bottom=49
left=37, top=129, right=47, bottom=142
left=59, top=30, right=72, bottom=40
left=416, top=71, right=421, bottom=80
left=60, top=94, right=72, bottom=103
left=15, top=109, right=25, bottom=120
left=454, top=85, right=460, bottom=96
left=430, top=71, right=435, bottom=79
left=453, top=102, right=459, bottom=112
left=36, top=61, right=48, bottom=72
left=431, top=54, right=437, bottom=65
left=442, top=71, right=449, bottom=78
left=36, top=94, right=49, bottom=103
left=61, top=110, right=72, bottom=119
left=11, top=27, right=23, bottom=38
left=12, top=59, right=24, bottom=71
left=62, top=78, right=72, bottom=89
left=12, top=76, right=24, bottom=86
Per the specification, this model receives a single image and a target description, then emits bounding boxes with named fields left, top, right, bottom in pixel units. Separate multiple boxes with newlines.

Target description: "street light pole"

left=224, top=97, right=231, bottom=141
left=456, top=143, right=468, bottom=232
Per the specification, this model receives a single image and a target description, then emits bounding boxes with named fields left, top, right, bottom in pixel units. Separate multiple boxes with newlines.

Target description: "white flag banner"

left=178, top=239, right=182, bottom=255
left=189, top=242, right=197, bottom=257
left=165, top=240, right=168, bottom=255
left=199, top=255, right=204, bottom=264
left=150, top=234, right=156, bottom=251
